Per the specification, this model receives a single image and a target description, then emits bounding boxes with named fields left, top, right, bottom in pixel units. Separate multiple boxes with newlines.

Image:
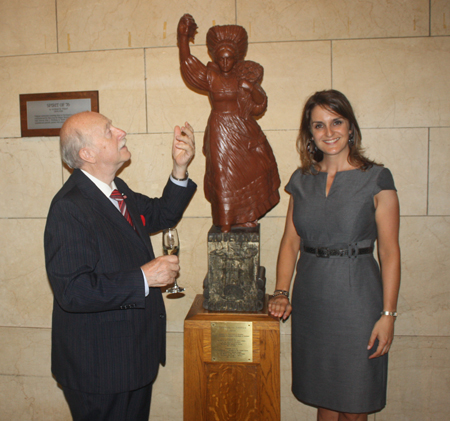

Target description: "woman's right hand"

left=268, top=296, right=292, bottom=321
left=178, top=14, right=198, bottom=39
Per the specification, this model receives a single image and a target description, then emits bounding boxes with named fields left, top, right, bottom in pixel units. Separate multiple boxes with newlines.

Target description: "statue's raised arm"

left=177, top=14, right=198, bottom=61
left=177, top=14, right=209, bottom=92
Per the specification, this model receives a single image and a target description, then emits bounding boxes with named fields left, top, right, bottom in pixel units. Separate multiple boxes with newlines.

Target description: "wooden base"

left=184, top=294, right=280, bottom=421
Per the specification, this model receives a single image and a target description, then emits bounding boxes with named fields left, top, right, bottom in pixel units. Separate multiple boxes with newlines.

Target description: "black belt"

left=303, top=245, right=373, bottom=258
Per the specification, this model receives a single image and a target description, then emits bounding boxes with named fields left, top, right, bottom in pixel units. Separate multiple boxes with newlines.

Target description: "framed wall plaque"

left=20, top=91, right=99, bottom=137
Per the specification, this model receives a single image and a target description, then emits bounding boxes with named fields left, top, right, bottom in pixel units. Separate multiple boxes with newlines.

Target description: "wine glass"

left=162, top=228, right=185, bottom=294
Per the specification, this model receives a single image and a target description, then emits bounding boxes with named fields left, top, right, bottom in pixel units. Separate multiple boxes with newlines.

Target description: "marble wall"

left=0, top=0, right=449, bottom=419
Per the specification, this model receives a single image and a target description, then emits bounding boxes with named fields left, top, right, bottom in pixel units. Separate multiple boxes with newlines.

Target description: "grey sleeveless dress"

left=286, top=165, right=396, bottom=413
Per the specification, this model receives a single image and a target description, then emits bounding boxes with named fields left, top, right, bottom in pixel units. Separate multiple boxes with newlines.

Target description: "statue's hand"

left=178, top=14, right=198, bottom=39
left=239, top=79, right=254, bottom=93
left=239, top=79, right=266, bottom=106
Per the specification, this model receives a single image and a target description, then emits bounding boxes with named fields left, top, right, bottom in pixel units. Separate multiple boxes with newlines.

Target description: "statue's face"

left=216, top=47, right=237, bottom=74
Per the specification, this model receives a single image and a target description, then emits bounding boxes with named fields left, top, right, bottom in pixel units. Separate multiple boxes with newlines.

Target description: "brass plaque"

left=211, top=322, right=253, bottom=362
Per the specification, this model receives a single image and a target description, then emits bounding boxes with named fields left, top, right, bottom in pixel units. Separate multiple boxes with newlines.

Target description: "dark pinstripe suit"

left=44, top=169, right=196, bottom=396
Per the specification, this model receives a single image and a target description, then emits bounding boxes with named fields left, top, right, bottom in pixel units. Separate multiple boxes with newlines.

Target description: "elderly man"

left=44, top=112, right=196, bottom=420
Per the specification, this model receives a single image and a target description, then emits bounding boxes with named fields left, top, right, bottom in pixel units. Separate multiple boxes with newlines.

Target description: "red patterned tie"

left=110, top=189, right=134, bottom=228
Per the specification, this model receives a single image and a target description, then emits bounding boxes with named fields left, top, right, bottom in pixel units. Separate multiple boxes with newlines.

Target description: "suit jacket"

left=44, top=169, right=196, bottom=394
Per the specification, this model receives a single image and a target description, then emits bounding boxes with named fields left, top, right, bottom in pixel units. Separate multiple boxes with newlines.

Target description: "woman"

left=177, top=14, right=280, bottom=232
left=268, top=90, right=400, bottom=420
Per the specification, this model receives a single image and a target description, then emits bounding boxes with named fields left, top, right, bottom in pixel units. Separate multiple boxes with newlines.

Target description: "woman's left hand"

left=367, top=315, right=395, bottom=359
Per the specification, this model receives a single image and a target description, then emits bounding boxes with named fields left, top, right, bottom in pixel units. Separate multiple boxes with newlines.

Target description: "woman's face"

left=310, top=105, right=352, bottom=159
left=216, top=47, right=237, bottom=74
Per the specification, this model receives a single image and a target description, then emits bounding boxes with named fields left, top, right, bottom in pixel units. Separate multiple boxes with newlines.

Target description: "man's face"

left=88, top=113, right=131, bottom=172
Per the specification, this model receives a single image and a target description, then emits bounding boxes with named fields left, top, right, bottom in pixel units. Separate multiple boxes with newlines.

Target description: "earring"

left=348, top=132, right=355, bottom=147
left=307, top=138, right=318, bottom=154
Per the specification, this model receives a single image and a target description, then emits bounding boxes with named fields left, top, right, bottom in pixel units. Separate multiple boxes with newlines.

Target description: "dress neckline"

left=319, top=168, right=360, bottom=198
left=317, top=168, right=360, bottom=175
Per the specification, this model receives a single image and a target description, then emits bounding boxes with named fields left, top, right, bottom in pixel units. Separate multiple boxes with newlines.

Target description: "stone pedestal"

left=203, top=224, right=265, bottom=312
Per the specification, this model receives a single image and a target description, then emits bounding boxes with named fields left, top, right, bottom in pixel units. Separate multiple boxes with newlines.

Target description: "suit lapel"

left=71, top=170, right=149, bottom=254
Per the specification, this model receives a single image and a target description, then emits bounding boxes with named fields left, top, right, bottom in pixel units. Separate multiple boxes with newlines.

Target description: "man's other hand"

left=141, top=255, right=180, bottom=287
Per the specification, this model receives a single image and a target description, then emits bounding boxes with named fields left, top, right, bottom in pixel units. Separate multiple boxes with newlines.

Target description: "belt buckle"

left=348, top=244, right=359, bottom=258
left=316, top=247, right=330, bottom=258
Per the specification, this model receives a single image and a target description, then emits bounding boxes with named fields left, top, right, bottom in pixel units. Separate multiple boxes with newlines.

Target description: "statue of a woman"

left=177, top=14, right=280, bottom=233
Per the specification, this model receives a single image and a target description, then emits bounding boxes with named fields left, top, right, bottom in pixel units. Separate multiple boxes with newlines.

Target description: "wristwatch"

left=272, top=290, right=289, bottom=299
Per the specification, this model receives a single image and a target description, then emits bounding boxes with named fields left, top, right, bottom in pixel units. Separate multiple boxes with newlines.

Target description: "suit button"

left=159, top=314, right=165, bottom=319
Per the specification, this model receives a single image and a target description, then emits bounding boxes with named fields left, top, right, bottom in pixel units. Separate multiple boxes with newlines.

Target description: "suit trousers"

left=62, top=383, right=153, bottom=421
